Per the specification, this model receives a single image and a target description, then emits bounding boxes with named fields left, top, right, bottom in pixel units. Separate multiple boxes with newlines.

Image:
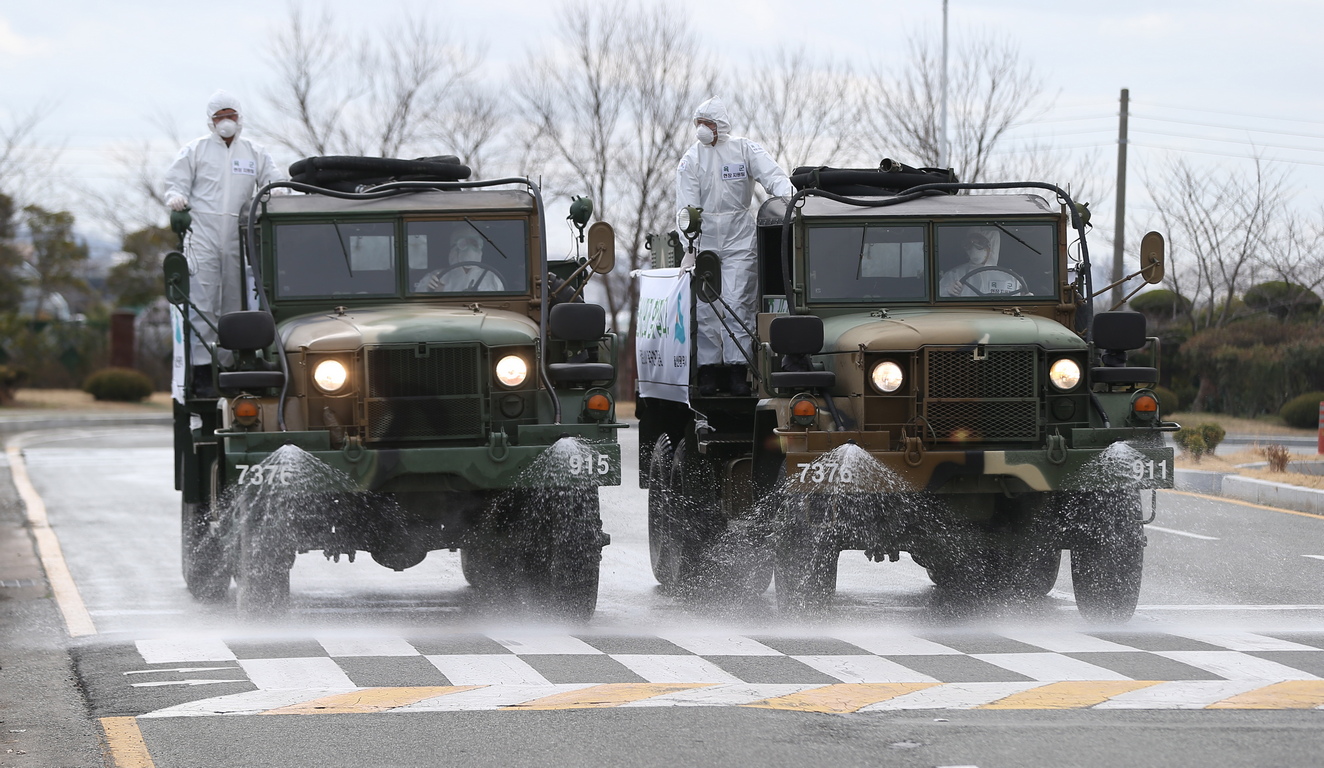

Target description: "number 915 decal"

left=568, top=452, right=611, bottom=476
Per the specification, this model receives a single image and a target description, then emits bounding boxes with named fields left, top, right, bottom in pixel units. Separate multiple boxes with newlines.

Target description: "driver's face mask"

left=449, top=235, right=483, bottom=266
left=966, top=236, right=991, bottom=266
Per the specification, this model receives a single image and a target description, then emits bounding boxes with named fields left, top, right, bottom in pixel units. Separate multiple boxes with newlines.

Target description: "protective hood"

left=967, top=228, right=1001, bottom=267
left=693, top=97, right=732, bottom=143
left=205, top=89, right=244, bottom=138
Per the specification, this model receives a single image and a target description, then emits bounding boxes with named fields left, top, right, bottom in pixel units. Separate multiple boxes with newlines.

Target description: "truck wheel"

left=526, top=487, right=604, bottom=622
left=773, top=522, right=839, bottom=613
left=1071, top=492, right=1144, bottom=623
left=651, top=440, right=716, bottom=589
left=646, top=435, right=682, bottom=585
left=181, top=500, right=231, bottom=602
left=460, top=547, right=497, bottom=589
left=234, top=505, right=295, bottom=616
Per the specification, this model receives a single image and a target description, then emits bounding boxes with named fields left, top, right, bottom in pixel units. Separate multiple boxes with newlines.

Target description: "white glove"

left=166, top=193, right=188, bottom=211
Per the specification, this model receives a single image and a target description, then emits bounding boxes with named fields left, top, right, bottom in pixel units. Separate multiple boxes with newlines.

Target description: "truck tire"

left=650, top=440, right=717, bottom=590
left=1071, top=492, right=1144, bottom=623
left=526, top=487, right=603, bottom=622
left=234, top=504, right=295, bottom=616
left=645, top=435, right=681, bottom=585
left=181, top=500, right=231, bottom=602
left=773, top=522, right=839, bottom=613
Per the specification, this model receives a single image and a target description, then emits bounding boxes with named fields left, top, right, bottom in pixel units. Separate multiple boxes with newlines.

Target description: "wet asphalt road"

left=5, top=424, right=1324, bottom=767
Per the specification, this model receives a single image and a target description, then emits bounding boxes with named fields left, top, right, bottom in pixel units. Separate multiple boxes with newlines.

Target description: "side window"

left=406, top=220, right=529, bottom=295
left=937, top=223, right=1056, bottom=299
left=274, top=221, right=396, bottom=297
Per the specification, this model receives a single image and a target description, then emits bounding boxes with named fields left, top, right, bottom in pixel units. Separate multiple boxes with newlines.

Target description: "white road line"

left=1164, top=631, right=1321, bottom=651
left=830, top=634, right=962, bottom=656
left=971, top=652, right=1133, bottom=681
left=5, top=437, right=96, bottom=637
left=318, top=636, right=419, bottom=657
left=1156, top=651, right=1320, bottom=681
left=124, top=667, right=239, bottom=675
left=620, top=684, right=818, bottom=707
left=660, top=634, right=782, bottom=656
left=610, top=654, right=744, bottom=684
left=1147, top=525, right=1219, bottom=540
left=860, top=682, right=1044, bottom=711
left=397, top=685, right=595, bottom=712
left=426, top=654, right=551, bottom=685
left=1093, top=680, right=1272, bottom=709
left=1135, top=605, right=1324, bottom=611
left=996, top=631, right=1140, bottom=654
left=1304, top=555, right=1324, bottom=561
left=239, top=657, right=356, bottom=690
left=492, top=635, right=602, bottom=655
left=136, top=638, right=237, bottom=664
left=792, top=655, right=939, bottom=683
left=131, top=679, right=247, bottom=688
left=139, top=688, right=357, bottom=718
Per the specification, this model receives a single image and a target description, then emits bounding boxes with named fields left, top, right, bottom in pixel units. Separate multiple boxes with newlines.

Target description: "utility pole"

left=939, top=0, right=950, bottom=169
left=1112, top=88, right=1129, bottom=309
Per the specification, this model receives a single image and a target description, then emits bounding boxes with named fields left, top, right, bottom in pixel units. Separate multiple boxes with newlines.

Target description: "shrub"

left=1129, top=289, right=1191, bottom=320
left=83, top=367, right=153, bottom=402
left=1179, top=320, right=1324, bottom=416
left=1174, top=422, right=1226, bottom=461
left=1244, top=281, right=1322, bottom=320
left=0, top=364, right=28, bottom=406
left=1152, top=385, right=1180, bottom=416
left=1279, top=391, right=1324, bottom=429
left=1260, top=444, right=1291, bottom=473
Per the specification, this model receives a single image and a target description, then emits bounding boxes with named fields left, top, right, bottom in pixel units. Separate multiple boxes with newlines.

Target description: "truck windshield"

left=274, top=221, right=397, bottom=298
left=406, top=219, right=528, bottom=295
left=936, top=222, right=1056, bottom=300
left=806, top=224, right=927, bottom=302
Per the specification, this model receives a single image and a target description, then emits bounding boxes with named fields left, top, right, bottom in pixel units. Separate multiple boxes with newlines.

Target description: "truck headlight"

left=495, top=355, right=528, bottom=388
left=312, top=359, right=349, bottom=393
left=870, top=361, right=904, bottom=393
left=1049, top=358, right=1082, bottom=391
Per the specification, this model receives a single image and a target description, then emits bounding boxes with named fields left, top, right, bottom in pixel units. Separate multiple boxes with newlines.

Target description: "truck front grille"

left=363, top=344, right=484, bottom=441
left=923, top=348, right=1039, bottom=441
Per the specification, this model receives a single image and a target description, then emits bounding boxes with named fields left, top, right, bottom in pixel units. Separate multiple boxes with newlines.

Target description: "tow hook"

left=342, top=435, right=365, bottom=463
left=487, top=429, right=510, bottom=462
left=1046, top=432, right=1068, bottom=465
left=903, top=435, right=924, bottom=467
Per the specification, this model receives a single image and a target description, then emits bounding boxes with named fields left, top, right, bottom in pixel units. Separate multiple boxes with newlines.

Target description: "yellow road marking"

left=262, top=686, right=481, bottom=714
left=1166, top=489, right=1324, bottom=521
left=744, top=683, right=938, bottom=713
left=6, top=437, right=96, bottom=637
left=100, top=717, right=155, bottom=768
left=1207, top=681, right=1324, bottom=709
left=979, top=681, right=1160, bottom=709
left=504, top=683, right=714, bottom=710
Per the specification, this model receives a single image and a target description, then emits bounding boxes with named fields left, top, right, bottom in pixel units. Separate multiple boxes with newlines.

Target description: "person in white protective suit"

left=939, top=228, right=1017, bottom=297
left=414, top=229, right=505, bottom=293
left=163, top=90, right=282, bottom=395
left=676, top=97, right=794, bottom=396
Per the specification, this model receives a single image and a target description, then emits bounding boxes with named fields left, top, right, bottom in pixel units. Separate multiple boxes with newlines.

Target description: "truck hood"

left=279, top=305, right=539, bottom=351
left=827, top=308, right=1085, bottom=352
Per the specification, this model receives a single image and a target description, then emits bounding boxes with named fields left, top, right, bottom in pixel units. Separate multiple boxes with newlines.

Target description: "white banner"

left=634, top=268, right=691, bottom=403
left=170, top=304, right=186, bottom=403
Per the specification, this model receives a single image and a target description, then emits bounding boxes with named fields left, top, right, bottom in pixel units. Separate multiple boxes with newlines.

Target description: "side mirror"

left=769, top=315, right=824, bottom=355
left=163, top=252, right=189, bottom=306
left=1140, top=231, right=1165, bottom=284
left=586, top=221, right=615, bottom=274
left=694, top=250, right=721, bottom=304
left=218, top=311, right=277, bottom=351
left=549, top=302, right=606, bottom=341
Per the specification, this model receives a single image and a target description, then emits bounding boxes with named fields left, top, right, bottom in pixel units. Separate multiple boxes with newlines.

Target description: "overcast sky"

left=4, top=0, right=1323, bottom=254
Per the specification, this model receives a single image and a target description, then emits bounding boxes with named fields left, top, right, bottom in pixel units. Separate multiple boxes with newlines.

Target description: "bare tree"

left=262, top=5, right=483, bottom=158
left=1146, top=155, right=1287, bottom=331
left=862, top=29, right=1049, bottom=181
left=1254, top=206, right=1324, bottom=321
left=731, top=47, right=860, bottom=172
left=0, top=103, right=62, bottom=208
left=518, top=1, right=716, bottom=390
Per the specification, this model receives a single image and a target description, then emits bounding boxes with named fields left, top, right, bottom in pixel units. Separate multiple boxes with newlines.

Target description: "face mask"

left=695, top=124, right=715, bottom=145
left=967, top=245, right=989, bottom=266
left=214, top=119, right=238, bottom=139
left=450, top=245, right=481, bottom=265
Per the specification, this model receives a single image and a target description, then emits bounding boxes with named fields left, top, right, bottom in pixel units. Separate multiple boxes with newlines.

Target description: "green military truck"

left=167, top=156, right=622, bottom=619
left=638, top=163, right=1175, bottom=622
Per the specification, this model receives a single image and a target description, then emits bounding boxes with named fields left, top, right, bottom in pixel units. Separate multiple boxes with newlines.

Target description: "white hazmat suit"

left=164, top=90, right=281, bottom=367
left=940, top=228, right=1015, bottom=297
left=676, top=97, right=794, bottom=372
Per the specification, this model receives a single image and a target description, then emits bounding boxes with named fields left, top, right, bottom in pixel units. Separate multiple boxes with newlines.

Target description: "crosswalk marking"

left=995, top=631, right=1139, bottom=654
left=747, top=683, right=938, bottom=713
left=971, top=652, right=1134, bottom=681
left=135, top=638, right=237, bottom=664
left=791, top=655, right=940, bottom=683
left=395, top=684, right=595, bottom=712
left=139, top=688, right=358, bottom=718
left=1206, top=680, right=1324, bottom=709
left=316, top=636, right=419, bottom=657
left=1155, top=651, right=1322, bottom=681
left=860, top=682, right=1043, bottom=711
left=977, top=681, right=1160, bottom=709
left=239, top=657, right=355, bottom=690
left=660, top=634, right=782, bottom=656
left=262, top=686, right=477, bottom=715
left=619, top=683, right=818, bottom=707
left=828, top=633, right=962, bottom=656
left=492, top=635, right=602, bottom=655
left=1164, top=631, right=1320, bottom=652
left=425, top=654, right=550, bottom=685
left=610, top=654, right=744, bottom=683
left=504, top=683, right=709, bottom=710
left=1093, top=680, right=1271, bottom=709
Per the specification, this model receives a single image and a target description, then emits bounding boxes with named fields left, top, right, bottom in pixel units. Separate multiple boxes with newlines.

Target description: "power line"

left=1130, top=141, right=1324, bottom=168
left=1137, top=100, right=1324, bottom=128
left=1133, top=114, right=1324, bottom=142
left=1132, top=128, right=1324, bottom=155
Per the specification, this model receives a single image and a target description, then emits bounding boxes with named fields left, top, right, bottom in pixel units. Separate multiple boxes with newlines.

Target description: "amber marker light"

left=1132, top=391, right=1159, bottom=420
left=791, top=397, right=817, bottom=426
left=585, top=393, right=612, bottom=420
left=233, top=398, right=260, bottom=426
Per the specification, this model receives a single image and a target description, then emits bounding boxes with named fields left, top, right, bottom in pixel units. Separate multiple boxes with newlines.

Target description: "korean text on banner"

left=635, top=268, right=690, bottom=403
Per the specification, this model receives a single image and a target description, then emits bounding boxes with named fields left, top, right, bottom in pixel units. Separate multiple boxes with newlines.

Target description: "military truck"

left=638, top=162, right=1175, bottom=622
left=167, top=156, right=623, bottom=619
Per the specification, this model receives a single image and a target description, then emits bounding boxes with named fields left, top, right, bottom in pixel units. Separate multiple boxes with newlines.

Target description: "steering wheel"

left=958, top=266, right=1029, bottom=297
left=414, top=262, right=504, bottom=292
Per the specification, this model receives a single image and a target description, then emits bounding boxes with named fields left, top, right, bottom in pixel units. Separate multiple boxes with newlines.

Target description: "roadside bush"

left=1174, top=422, right=1226, bottom=461
left=1129, top=289, right=1191, bottom=321
left=83, top=367, right=153, bottom=402
left=0, top=364, right=28, bottom=405
left=1152, top=385, right=1179, bottom=416
left=1179, top=320, right=1324, bottom=416
left=1279, top=392, right=1324, bottom=429
left=1260, top=444, right=1291, bottom=473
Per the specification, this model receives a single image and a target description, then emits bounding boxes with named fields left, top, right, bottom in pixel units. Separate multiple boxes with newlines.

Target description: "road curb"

left=1175, top=467, right=1324, bottom=517
left=0, top=411, right=172, bottom=436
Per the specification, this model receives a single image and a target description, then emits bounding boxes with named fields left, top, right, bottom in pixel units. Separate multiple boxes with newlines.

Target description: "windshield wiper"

left=463, top=217, right=510, bottom=260
left=331, top=221, right=354, bottom=276
left=992, top=223, right=1042, bottom=255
